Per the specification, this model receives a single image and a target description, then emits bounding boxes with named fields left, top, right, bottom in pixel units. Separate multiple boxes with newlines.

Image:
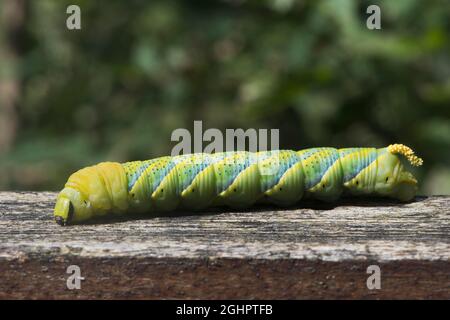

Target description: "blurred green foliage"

left=0, top=0, right=449, bottom=194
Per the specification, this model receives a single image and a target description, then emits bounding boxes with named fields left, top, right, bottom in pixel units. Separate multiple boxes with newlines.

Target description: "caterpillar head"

left=374, top=144, right=423, bottom=201
left=54, top=186, right=93, bottom=226
left=54, top=162, right=128, bottom=225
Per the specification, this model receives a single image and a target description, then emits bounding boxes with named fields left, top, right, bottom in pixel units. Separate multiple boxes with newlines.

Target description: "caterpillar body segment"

left=54, top=144, right=423, bottom=225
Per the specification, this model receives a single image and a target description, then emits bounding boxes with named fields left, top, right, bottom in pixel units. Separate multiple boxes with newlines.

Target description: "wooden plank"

left=0, top=192, right=449, bottom=299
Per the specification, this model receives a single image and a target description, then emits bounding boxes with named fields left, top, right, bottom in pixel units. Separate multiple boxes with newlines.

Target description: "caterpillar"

left=54, top=144, right=423, bottom=225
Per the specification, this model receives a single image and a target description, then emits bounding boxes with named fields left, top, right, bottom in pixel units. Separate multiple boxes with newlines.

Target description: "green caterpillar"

left=54, top=144, right=423, bottom=225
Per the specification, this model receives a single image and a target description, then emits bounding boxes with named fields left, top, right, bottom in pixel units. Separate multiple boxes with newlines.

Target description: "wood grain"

left=0, top=192, right=449, bottom=299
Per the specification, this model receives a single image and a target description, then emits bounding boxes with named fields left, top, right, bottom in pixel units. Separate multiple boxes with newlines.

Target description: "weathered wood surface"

left=0, top=192, right=449, bottom=299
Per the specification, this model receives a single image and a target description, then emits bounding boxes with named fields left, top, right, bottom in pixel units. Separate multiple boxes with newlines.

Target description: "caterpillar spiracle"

left=54, top=144, right=423, bottom=225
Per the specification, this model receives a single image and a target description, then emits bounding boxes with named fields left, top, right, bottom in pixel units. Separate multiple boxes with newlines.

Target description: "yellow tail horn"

left=387, top=144, right=423, bottom=167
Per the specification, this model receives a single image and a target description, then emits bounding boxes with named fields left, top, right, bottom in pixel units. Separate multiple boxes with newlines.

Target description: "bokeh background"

left=0, top=0, right=449, bottom=194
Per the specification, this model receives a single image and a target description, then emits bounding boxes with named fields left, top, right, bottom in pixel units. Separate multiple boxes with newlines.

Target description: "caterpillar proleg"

left=54, top=144, right=423, bottom=225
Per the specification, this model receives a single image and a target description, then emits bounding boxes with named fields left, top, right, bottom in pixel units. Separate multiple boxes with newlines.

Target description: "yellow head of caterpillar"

left=54, top=162, right=128, bottom=225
